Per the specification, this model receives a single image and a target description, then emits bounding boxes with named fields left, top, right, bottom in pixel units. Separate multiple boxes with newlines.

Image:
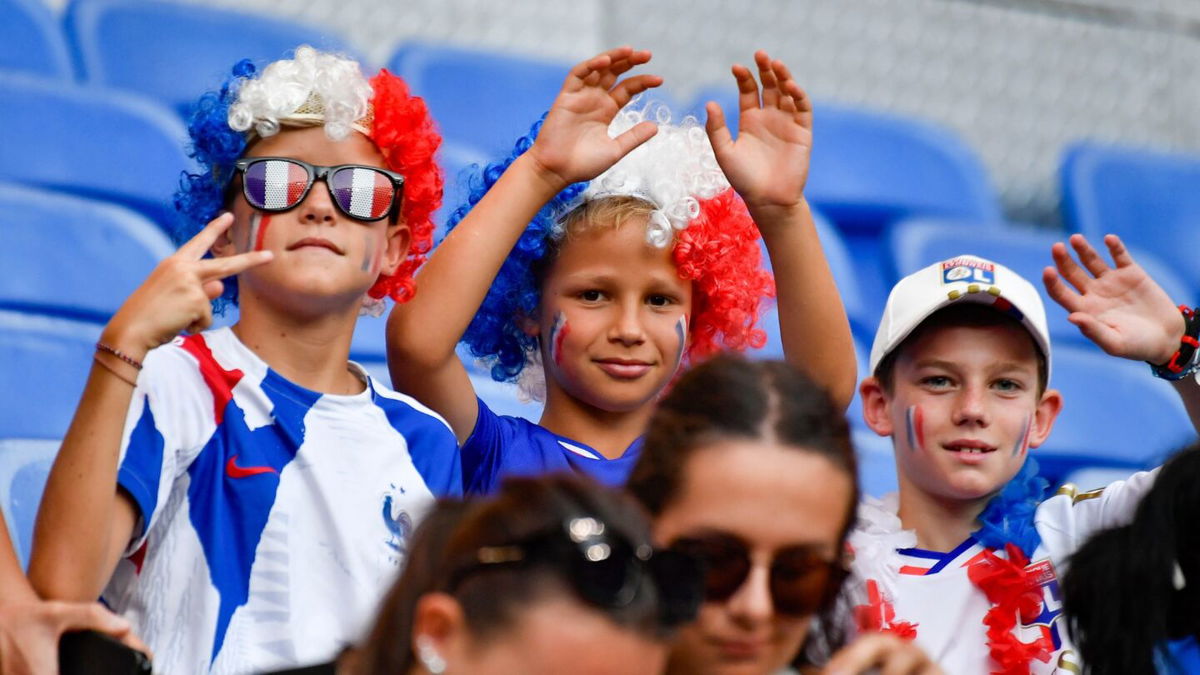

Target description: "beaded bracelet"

left=1149, top=306, right=1200, bottom=381
left=95, top=341, right=144, bottom=371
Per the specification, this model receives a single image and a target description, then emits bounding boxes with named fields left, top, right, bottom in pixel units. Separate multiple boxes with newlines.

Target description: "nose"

left=299, top=177, right=337, bottom=224
left=952, top=382, right=989, bottom=427
left=607, top=300, right=647, bottom=347
left=725, top=563, right=773, bottom=627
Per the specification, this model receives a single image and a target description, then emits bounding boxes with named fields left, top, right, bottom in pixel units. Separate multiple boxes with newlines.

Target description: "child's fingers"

left=705, top=101, right=734, bottom=152
left=731, top=63, right=760, bottom=112
left=1069, top=233, right=1111, bottom=277
left=777, top=63, right=814, bottom=125
left=1104, top=233, right=1136, bottom=268
left=1068, top=312, right=1122, bottom=355
left=178, top=212, right=235, bottom=260
left=779, top=94, right=798, bottom=114
left=1051, top=241, right=1092, bottom=293
left=611, top=120, right=658, bottom=157
left=755, top=50, right=780, bottom=107
left=605, top=49, right=651, bottom=80
left=1043, top=266, right=1084, bottom=312
left=564, top=49, right=621, bottom=90
left=610, top=74, right=663, bottom=108
left=198, top=249, right=274, bottom=281
left=202, top=279, right=225, bottom=301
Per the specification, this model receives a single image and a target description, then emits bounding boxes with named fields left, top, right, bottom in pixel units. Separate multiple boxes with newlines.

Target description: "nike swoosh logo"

left=226, top=455, right=279, bottom=479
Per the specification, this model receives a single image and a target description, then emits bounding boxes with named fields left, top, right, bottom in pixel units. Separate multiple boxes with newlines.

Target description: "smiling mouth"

left=942, top=443, right=997, bottom=455
left=593, top=359, right=654, bottom=379
left=287, top=238, right=343, bottom=254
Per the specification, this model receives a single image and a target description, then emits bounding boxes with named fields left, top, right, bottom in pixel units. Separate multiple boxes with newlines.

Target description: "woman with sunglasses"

left=29, top=47, right=461, bottom=674
left=350, top=474, right=701, bottom=675
left=627, top=354, right=939, bottom=674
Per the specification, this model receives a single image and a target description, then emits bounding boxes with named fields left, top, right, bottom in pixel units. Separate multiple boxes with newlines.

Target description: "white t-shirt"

left=102, top=327, right=461, bottom=674
left=828, top=470, right=1157, bottom=673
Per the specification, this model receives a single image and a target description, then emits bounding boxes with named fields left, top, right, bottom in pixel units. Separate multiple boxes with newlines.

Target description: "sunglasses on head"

left=668, top=533, right=847, bottom=617
left=233, top=157, right=405, bottom=222
left=448, top=515, right=703, bottom=630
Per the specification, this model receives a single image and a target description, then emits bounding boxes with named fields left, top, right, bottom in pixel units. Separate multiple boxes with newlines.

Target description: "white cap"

left=869, top=255, right=1052, bottom=381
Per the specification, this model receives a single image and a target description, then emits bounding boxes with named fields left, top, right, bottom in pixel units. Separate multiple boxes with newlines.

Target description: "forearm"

left=0, top=516, right=36, bottom=605
left=1171, top=375, right=1200, bottom=435
left=388, top=153, right=567, bottom=368
left=28, top=339, right=141, bottom=601
left=754, top=199, right=858, bottom=409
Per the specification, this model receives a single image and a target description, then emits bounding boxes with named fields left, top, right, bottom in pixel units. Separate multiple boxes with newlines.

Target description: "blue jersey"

left=461, top=397, right=641, bottom=495
left=104, top=327, right=460, bottom=674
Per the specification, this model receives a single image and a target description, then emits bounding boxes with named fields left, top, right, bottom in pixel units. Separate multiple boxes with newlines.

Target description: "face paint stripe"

left=253, top=214, right=272, bottom=252
left=906, top=405, right=924, bottom=452
left=1014, top=414, right=1032, bottom=457
left=361, top=231, right=373, bottom=272
left=672, top=314, right=688, bottom=371
left=914, top=406, right=925, bottom=450
left=549, top=312, right=570, bottom=367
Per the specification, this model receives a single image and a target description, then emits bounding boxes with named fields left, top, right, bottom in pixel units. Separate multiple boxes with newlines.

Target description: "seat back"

left=0, top=438, right=59, bottom=569
left=0, top=0, right=74, bottom=79
left=64, top=0, right=357, bottom=118
left=0, top=311, right=102, bottom=440
left=0, top=71, right=192, bottom=227
left=0, top=182, right=173, bottom=322
left=1062, top=142, right=1200, bottom=296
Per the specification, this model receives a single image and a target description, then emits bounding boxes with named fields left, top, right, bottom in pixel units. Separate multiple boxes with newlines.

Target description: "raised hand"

left=706, top=50, right=813, bottom=218
left=527, top=46, right=662, bottom=188
left=103, top=213, right=274, bottom=359
left=1043, top=233, right=1184, bottom=364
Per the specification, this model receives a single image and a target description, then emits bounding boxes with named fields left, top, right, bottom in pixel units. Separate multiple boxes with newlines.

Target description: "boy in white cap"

left=829, top=235, right=1200, bottom=673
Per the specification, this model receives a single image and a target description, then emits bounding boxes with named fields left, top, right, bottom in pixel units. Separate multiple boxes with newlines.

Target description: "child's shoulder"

left=364, top=372, right=457, bottom=438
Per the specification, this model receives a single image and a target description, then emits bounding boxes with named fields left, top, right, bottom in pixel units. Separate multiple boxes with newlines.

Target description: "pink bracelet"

left=95, top=341, right=144, bottom=371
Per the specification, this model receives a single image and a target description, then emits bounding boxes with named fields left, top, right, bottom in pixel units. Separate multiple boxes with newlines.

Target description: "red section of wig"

left=672, top=188, right=775, bottom=361
left=365, top=70, right=444, bottom=304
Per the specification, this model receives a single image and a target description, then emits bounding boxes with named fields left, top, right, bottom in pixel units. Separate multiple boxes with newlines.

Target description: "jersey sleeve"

left=1036, top=467, right=1160, bottom=555
left=460, top=397, right=513, bottom=496
left=115, top=342, right=214, bottom=552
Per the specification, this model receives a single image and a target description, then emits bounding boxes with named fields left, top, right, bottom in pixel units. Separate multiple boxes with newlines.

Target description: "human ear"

left=859, top=376, right=895, bottom=437
left=518, top=312, right=542, bottom=338
left=411, top=593, right=468, bottom=668
left=1028, top=388, right=1063, bottom=448
left=379, top=221, right=412, bottom=276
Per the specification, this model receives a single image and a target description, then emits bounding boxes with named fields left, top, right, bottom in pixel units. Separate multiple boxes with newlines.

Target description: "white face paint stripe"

left=263, top=160, right=292, bottom=209
left=348, top=167, right=377, bottom=217
left=247, top=212, right=262, bottom=253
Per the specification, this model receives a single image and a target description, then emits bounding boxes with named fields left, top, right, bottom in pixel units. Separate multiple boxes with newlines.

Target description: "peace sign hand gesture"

left=103, top=213, right=274, bottom=360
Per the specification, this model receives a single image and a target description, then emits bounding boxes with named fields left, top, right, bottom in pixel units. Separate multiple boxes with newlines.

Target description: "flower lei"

left=850, top=456, right=1054, bottom=674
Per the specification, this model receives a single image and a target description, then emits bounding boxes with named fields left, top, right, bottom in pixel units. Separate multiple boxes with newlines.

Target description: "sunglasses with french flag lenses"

left=234, top=157, right=405, bottom=222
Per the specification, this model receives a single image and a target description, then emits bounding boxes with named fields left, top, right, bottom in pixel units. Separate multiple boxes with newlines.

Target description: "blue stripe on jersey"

left=896, top=536, right=978, bottom=575
left=186, top=370, right=319, bottom=664
left=370, top=384, right=462, bottom=498
left=116, top=403, right=166, bottom=533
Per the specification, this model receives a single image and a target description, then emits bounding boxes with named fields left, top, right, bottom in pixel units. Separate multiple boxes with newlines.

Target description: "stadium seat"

left=0, top=71, right=192, bottom=227
left=0, top=0, right=74, bottom=80
left=1061, top=142, right=1200, bottom=299
left=63, top=0, right=358, bottom=118
left=357, top=360, right=542, bottom=422
left=688, top=88, right=1002, bottom=231
left=387, top=42, right=570, bottom=156
left=886, top=218, right=1195, bottom=346
left=1037, top=344, right=1194, bottom=484
left=853, top=428, right=898, bottom=498
left=0, top=311, right=101, bottom=440
left=0, top=182, right=174, bottom=322
left=0, top=438, right=58, bottom=570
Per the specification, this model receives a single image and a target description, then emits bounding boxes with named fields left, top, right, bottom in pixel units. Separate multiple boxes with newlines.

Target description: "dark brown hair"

left=353, top=475, right=665, bottom=674
left=873, top=302, right=1048, bottom=395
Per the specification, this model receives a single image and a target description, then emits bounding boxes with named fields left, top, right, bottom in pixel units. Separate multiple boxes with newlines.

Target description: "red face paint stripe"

left=253, top=214, right=272, bottom=252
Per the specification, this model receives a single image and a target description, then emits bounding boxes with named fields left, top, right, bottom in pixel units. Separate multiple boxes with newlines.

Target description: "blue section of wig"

left=443, top=114, right=588, bottom=383
left=172, top=59, right=256, bottom=313
left=973, top=455, right=1048, bottom=558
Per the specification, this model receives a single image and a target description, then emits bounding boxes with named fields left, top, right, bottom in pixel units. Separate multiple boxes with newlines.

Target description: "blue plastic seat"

left=0, top=0, right=74, bottom=79
left=388, top=42, right=571, bottom=157
left=689, top=88, right=1002, bottom=232
left=0, top=311, right=102, bottom=440
left=0, top=182, right=173, bottom=322
left=0, top=71, right=192, bottom=227
left=886, top=218, right=1195, bottom=346
left=63, top=0, right=358, bottom=118
left=357, top=360, right=542, bottom=422
left=1037, top=344, right=1194, bottom=483
left=853, top=428, right=898, bottom=498
left=0, top=438, right=59, bottom=570
left=1062, top=142, right=1200, bottom=299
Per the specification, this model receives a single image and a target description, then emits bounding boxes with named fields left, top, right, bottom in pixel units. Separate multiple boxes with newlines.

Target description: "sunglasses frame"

left=233, top=156, right=406, bottom=223
left=668, top=533, right=849, bottom=617
left=448, top=515, right=703, bottom=629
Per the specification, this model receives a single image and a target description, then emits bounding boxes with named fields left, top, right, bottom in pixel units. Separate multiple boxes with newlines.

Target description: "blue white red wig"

left=174, top=46, right=442, bottom=313
left=446, top=102, right=775, bottom=390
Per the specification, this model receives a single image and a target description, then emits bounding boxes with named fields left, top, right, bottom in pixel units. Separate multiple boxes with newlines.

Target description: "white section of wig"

left=560, top=99, right=730, bottom=248
left=227, top=45, right=372, bottom=141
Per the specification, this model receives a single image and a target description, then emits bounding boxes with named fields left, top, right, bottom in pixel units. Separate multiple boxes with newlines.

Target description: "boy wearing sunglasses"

left=29, top=47, right=460, bottom=674
left=836, top=241, right=1200, bottom=673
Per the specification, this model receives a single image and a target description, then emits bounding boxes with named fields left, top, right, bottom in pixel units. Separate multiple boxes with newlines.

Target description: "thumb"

left=705, top=101, right=734, bottom=154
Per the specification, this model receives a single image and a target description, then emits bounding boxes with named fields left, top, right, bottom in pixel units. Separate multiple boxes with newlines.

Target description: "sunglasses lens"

left=330, top=167, right=395, bottom=220
left=769, top=549, right=838, bottom=616
left=671, top=536, right=751, bottom=603
left=648, top=549, right=703, bottom=627
left=243, top=159, right=309, bottom=210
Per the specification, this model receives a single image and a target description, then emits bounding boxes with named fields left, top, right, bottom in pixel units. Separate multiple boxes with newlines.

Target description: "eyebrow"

left=911, top=359, right=1035, bottom=376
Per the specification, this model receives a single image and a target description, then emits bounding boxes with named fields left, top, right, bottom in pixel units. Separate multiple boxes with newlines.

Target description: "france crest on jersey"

left=103, top=328, right=460, bottom=674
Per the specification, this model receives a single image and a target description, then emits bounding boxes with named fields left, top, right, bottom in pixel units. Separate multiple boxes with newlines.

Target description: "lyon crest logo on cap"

left=941, top=257, right=995, bottom=286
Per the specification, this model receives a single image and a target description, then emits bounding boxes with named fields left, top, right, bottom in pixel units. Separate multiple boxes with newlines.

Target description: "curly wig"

left=445, top=102, right=774, bottom=392
left=173, top=46, right=442, bottom=313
